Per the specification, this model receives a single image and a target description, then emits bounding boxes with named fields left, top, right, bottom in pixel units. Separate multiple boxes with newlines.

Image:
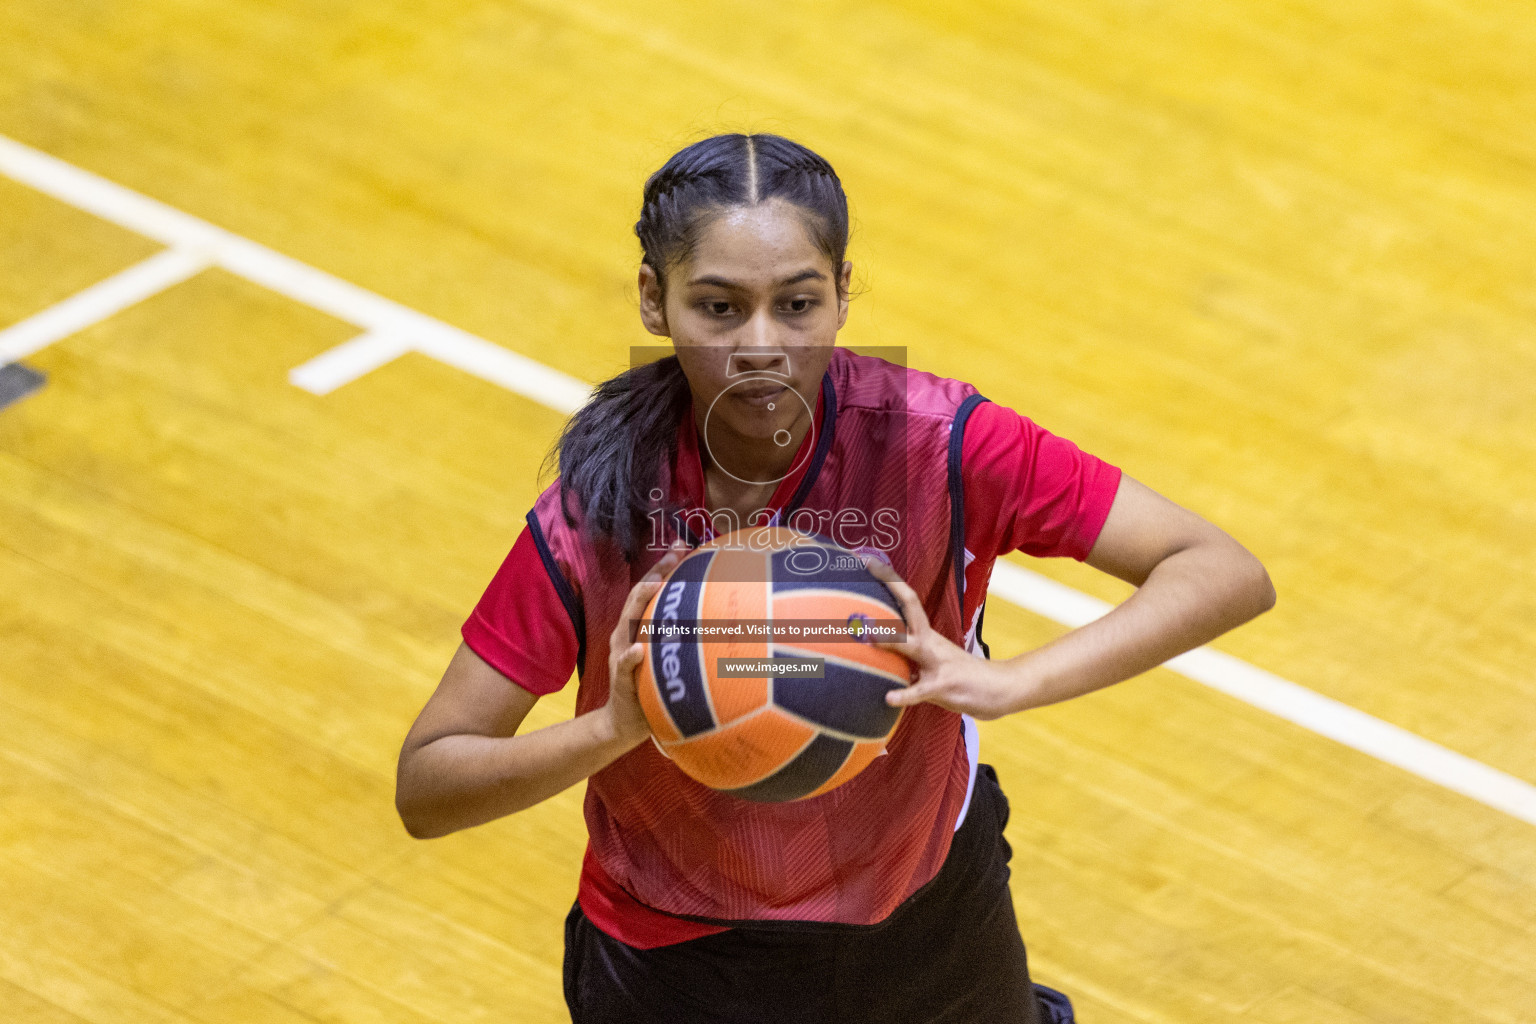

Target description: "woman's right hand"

left=601, top=541, right=691, bottom=748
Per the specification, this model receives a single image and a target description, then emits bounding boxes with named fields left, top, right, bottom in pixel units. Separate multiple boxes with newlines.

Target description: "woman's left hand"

left=862, top=557, right=1033, bottom=721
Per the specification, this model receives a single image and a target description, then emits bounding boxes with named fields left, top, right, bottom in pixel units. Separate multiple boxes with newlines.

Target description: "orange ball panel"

left=698, top=544, right=768, bottom=586
left=700, top=526, right=807, bottom=553
left=699, top=550, right=771, bottom=724
left=769, top=591, right=911, bottom=682
left=635, top=654, right=684, bottom=745
left=707, top=673, right=771, bottom=726
left=660, top=707, right=817, bottom=791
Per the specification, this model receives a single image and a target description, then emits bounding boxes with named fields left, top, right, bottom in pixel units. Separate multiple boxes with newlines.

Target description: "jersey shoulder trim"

left=947, top=393, right=991, bottom=622
left=525, top=507, right=588, bottom=677
left=782, top=372, right=839, bottom=516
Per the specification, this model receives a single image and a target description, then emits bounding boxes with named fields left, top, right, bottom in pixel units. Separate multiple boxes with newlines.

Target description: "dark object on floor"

left=0, top=362, right=46, bottom=412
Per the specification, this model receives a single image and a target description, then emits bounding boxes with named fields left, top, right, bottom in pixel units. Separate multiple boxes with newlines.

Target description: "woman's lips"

left=732, top=384, right=789, bottom=407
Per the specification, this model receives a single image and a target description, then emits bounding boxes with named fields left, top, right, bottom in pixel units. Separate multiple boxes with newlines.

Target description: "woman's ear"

left=836, top=260, right=853, bottom=329
left=638, top=264, right=670, bottom=337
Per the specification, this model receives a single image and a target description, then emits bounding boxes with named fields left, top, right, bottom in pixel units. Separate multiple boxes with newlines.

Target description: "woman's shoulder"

left=524, top=478, right=637, bottom=584
left=829, top=347, right=980, bottom=419
left=526, top=477, right=569, bottom=523
left=524, top=479, right=593, bottom=563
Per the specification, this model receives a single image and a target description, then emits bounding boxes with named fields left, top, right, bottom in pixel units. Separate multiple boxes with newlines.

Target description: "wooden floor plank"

left=0, top=178, right=161, bottom=329
left=0, top=977, right=95, bottom=1024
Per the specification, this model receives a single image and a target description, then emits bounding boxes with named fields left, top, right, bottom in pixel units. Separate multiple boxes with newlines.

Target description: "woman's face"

left=639, top=199, right=850, bottom=462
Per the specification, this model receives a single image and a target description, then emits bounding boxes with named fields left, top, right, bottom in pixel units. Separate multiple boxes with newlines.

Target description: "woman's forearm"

left=396, top=707, right=642, bottom=839
left=1001, top=538, right=1275, bottom=713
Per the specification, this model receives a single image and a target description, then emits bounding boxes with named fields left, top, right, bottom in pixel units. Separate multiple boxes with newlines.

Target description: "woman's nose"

left=728, top=348, right=792, bottom=380
left=729, top=330, right=791, bottom=378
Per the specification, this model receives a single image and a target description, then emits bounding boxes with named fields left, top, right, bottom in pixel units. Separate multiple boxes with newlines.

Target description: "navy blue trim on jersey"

left=782, top=372, right=838, bottom=518
left=948, top=394, right=990, bottom=625
left=526, top=510, right=588, bottom=678
left=974, top=599, right=992, bottom=659
left=668, top=508, right=704, bottom=548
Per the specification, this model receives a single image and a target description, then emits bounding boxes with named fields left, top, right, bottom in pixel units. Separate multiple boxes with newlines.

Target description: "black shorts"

left=563, top=763, right=1076, bottom=1024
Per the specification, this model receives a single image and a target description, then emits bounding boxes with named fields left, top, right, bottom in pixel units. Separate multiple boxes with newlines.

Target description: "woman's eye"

left=784, top=298, right=815, bottom=314
left=702, top=301, right=734, bottom=317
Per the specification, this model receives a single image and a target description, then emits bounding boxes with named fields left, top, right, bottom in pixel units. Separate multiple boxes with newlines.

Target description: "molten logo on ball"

left=658, top=580, right=687, bottom=703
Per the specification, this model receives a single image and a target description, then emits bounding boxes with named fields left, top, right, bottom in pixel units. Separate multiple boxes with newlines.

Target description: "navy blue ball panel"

left=771, top=657, right=904, bottom=740
left=724, top=733, right=854, bottom=803
left=769, top=548, right=903, bottom=616
left=647, top=549, right=717, bottom=737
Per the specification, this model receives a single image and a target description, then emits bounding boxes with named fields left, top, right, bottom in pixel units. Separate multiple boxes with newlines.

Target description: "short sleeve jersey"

left=463, top=396, right=1121, bottom=947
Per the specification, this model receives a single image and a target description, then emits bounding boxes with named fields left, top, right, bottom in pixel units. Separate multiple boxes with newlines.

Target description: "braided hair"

left=552, top=134, right=851, bottom=561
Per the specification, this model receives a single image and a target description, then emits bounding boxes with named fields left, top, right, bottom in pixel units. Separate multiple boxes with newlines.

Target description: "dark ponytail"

left=553, top=133, right=851, bottom=560
left=549, top=354, right=692, bottom=558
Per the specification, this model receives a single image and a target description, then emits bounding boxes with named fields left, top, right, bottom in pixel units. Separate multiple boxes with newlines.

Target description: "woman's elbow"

left=395, top=787, right=433, bottom=840
left=396, top=794, right=455, bottom=840
left=1245, top=553, right=1277, bottom=617
left=395, top=761, right=451, bottom=840
left=1207, top=535, right=1275, bottom=621
left=397, top=803, right=431, bottom=840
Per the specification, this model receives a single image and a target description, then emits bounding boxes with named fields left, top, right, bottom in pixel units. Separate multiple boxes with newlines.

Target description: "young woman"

left=396, top=133, right=1276, bottom=1023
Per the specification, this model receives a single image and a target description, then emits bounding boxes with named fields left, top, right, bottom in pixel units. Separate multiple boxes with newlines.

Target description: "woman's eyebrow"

left=687, top=268, right=827, bottom=289
left=777, top=269, right=826, bottom=286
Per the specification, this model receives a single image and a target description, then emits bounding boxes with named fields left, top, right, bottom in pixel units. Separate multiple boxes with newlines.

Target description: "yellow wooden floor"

left=2, top=1, right=1534, bottom=1021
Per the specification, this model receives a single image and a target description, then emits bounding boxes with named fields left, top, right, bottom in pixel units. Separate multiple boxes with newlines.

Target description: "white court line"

left=3, top=131, right=1534, bottom=829
left=989, top=562, right=1536, bottom=825
left=290, top=330, right=412, bottom=394
left=414, top=329, right=597, bottom=411
left=1166, top=647, right=1536, bottom=825
left=0, top=247, right=210, bottom=364
left=987, top=560, right=1113, bottom=631
left=0, top=134, right=590, bottom=413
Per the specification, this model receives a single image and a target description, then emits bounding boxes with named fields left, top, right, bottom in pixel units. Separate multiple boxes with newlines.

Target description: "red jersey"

left=464, top=350, right=1121, bottom=948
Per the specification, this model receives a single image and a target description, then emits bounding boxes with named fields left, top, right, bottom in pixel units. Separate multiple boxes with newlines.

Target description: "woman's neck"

left=694, top=404, right=814, bottom=520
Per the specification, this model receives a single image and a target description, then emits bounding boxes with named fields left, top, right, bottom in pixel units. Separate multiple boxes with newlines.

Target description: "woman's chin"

left=721, top=410, right=801, bottom=444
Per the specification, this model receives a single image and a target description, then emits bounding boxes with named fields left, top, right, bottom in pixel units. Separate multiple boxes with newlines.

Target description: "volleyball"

left=634, top=528, right=913, bottom=802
